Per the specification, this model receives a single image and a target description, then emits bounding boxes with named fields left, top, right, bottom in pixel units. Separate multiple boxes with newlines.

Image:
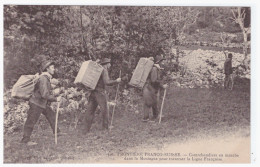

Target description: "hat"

left=155, top=55, right=166, bottom=63
left=100, top=58, right=111, bottom=65
left=41, top=60, right=54, bottom=72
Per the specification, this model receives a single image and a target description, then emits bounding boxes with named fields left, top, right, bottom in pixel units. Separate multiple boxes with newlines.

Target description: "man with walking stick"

left=21, top=59, right=65, bottom=145
left=143, top=55, right=168, bottom=122
left=82, top=58, right=121, bottom=134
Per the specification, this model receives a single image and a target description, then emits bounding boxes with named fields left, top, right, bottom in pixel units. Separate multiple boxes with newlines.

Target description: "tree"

left=231, top=7, right=250, bottom=68
left=4, top=5, right=65, bottom=88
left=4, top=5, right=250, bottom=89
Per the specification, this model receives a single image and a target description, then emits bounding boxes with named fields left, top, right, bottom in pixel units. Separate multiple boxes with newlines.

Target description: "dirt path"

left=57, top=128, right=250, bottom=164
left=108, top=129, right=250, bottom=164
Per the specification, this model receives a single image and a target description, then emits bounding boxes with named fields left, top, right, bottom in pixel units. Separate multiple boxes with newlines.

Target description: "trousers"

left=224, top=74, right=232, bottom=89
left=23, top=102, right=60, bottom=140
left=143, top=84, right=159, bottom=120
left=83, top=90, right=108, bottom=133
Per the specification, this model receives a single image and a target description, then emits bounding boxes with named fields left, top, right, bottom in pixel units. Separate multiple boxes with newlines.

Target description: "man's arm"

left=223, top=51, right=228, bottom=59
left=102, top=69, right=118, bottom=86
left=39, top=76, right=57, bottom=102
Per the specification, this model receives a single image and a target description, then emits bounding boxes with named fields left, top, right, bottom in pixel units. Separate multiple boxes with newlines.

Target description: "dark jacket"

left=29, top=74, right=57, bottom=109
left=224, top=59, right=233, bottom=75
left=147, top=66, right=164, bottom=90
left=95, top=68, right=117, bottom=92
left=143, top=65, right=164, bottom=106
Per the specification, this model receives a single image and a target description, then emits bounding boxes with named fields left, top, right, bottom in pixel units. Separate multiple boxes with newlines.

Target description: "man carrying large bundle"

left=143, top=55, right=168, bottom=122
left=21, top=59, right=65, bottom=145
left=82, top=58, right=121, bottom=134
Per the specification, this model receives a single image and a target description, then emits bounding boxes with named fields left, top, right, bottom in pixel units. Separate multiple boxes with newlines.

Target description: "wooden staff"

left=159, top=88, right=167, bottom=124
left=109, top=70, right=121, bottom=131
left=55, top=101, right=61, bottom=145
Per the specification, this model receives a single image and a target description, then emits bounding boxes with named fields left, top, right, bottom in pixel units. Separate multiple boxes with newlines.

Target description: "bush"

left=185, top=24, right=198, bottom=35
left=4, top=90, right=29, bottom=133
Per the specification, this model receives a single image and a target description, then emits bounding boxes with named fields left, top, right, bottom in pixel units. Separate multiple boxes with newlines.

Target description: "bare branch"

left=245, top=27, right=251, bottom=34
left=229, top=16, right=236, bottom=22
left=241, top=9, right=246, bottom=19
left=231, top=9, right=236, bottom=18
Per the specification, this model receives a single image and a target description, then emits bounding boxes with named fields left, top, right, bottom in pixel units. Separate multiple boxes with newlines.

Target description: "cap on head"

left=155, top=55, right=166, bottom=64
left=100, top=58, right=111, bottom=65
left=41, top=60, right=54, bottom=72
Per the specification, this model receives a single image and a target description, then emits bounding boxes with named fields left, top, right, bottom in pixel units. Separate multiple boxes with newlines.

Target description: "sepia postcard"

left=1, top=0, right=258, bottom=165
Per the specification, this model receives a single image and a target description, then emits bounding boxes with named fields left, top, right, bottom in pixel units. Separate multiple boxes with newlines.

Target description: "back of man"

left=224, top=58, right=232, bottom=75
left=224, top=53, right=233, bottom=89
left=30, top=74, right=56, bottom=109
left=82, top=58, right=121, bottom=134
left=142, top=55, right=167, bottom=122
left=95, top=67, right=110, bottom=93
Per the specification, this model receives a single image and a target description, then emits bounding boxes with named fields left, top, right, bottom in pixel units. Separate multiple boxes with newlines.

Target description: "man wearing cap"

left=21, top=60, right=64, bottom=145
left=224, top=52, right=233, bottom=89
left=82, top=58, right=121, bottom=134
left=143, top=55, right=168, bottom=122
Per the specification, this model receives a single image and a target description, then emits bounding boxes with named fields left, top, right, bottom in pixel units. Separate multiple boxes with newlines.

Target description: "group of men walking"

left=20, top=51, right=233, bottom=145
left=20, top=54, right=167, bottom=145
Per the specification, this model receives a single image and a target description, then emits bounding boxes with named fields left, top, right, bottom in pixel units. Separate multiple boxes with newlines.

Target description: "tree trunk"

left=242, top=33, right=248, bottom=66
left=232, top=7, right=250, bottom=70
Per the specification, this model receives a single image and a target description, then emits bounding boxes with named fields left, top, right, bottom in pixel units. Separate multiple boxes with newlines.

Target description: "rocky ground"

left=171, top=48, right=250, bottom=88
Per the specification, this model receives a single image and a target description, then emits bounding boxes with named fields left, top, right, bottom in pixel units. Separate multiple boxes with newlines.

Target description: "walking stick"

left=105, top=91, right=110, bottom=123
left=159, top=88, right=167, bottom=124
left=55, top=101, right=61, bottom=145
left=109, top=70, right=121, bottom=131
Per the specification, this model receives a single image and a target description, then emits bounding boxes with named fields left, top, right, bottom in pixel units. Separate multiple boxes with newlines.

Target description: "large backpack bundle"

left=129, top=57, right=154, bottom=89
left=11, top=73, right=40, bottom=100
left=74, top=60, right=104, bottom=90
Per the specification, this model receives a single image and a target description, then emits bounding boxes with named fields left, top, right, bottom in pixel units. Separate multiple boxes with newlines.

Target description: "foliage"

left=4, top=6, right=250, bottom=134
left=4, top=90, right=28, bottom=133
left=4, top=5, right=65, bottom=87
left=3, top=78, right=139, bottom=134
left=4, top=6, right=245, bottom=89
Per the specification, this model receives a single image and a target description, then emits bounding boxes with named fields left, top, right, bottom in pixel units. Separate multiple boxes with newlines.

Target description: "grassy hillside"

left=4, top=80, right=250, bottom=163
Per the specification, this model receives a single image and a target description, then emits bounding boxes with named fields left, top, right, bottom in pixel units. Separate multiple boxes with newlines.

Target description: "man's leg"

left=143, top=103, right=150, bottom=121
left=83, top=93, right=98, bottom=134
left=224, top=74, right=229, bottom=89
left=21, top=103, right=42, bottom=143
left=42, top=106, right=60, bottom=134
left=152, top=101, right=159, bottom=120
left=143, top=85, right=152, bottom=121
left=230, top=74, right=234, bottom=90
left=227, top=74, right=233, bottom=90
left=94, top=91, right=108, bottom=130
